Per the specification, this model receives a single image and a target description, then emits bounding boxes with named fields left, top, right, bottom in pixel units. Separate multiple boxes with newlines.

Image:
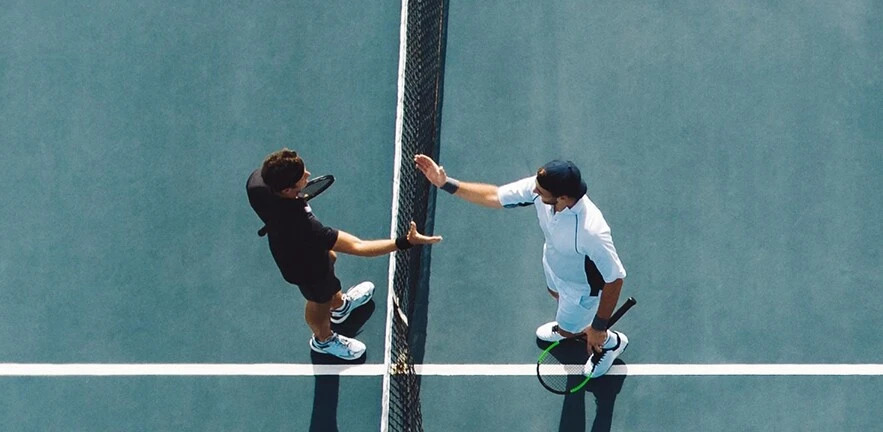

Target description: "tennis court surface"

left=2, top=1, right=880, bottom=431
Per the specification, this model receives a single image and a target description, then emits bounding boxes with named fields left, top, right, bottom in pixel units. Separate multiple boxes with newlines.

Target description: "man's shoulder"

left=499, top=175, right=538, bottom=206
left=576, top=198, right=611, bottom=235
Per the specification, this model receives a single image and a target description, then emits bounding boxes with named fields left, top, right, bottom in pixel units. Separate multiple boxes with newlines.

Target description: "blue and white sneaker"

left=309, top=333, right=366, bottom=360
left=330, top=281, right=375, bottom=324
left=584, top=331, right=629, bottom=378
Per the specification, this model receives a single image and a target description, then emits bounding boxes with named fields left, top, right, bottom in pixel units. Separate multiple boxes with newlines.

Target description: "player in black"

left=247, top=149, right=441, bottom=360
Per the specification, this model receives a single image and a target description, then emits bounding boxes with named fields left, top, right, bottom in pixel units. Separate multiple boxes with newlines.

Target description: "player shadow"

left=308, top=375, right=341, bottom=432
left=307, top=300, right=376, bottom=431
left=331, top=299, right=376, bottom=339
left=536, top=340, right=628, bottom=432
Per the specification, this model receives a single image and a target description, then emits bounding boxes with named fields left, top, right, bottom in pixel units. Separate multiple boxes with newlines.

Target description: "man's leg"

left=536, top=287, right=563, bottom=341
left=302, top=290, right=349, bottom=337
left=299, top=261, right=367, bottom=360
left=300, top=272, right=341, bottom=341
left=305, top=299, right=334, bottom=341
left=327, top=253, right=375, bottom=323
left=305, top=298, right=367, bottom=360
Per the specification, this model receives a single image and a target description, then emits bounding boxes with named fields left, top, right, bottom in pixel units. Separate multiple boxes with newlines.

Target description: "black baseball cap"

left=536, top=160, right=588, bottom=198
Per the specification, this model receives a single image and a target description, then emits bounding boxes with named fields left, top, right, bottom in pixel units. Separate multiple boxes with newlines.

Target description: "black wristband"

left=440, top=178, right=460, bottom=194
left=395, top=236, right=413, bottom=250
left=591, top=315, right=609, bottom=331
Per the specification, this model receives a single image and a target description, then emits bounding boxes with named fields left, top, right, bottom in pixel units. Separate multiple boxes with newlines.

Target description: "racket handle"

left=607, top=297, right=637, bottom=328
left=258, top=226, right=268, bottom=237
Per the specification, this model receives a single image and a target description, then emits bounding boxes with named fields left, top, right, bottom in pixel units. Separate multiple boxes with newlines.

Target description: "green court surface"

left=1, top=1, right=881, bottom=431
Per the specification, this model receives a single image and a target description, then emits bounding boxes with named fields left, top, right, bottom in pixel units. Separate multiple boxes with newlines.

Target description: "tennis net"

left=381, top=0, right=449, bottom=431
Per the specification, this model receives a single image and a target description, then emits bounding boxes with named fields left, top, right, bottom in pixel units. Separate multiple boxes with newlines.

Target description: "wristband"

left=591, top=315, right=609, bottom=331
left=395, top=236, right=414, bottom=250
left=440, top=178, right=460, bottom=194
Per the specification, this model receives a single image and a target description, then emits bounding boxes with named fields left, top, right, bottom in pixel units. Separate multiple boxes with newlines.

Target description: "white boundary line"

left=2, top=364, right=882, bottom=376
left=381, top=0, right=411, bottom=430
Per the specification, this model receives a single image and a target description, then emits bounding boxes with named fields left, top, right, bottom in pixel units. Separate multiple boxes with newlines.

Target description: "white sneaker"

left=584, top=331, right=628, bottom=378
left=309, top=333, right=366, bottom=360
left=330, top=281, right=375, bottom=324
left=536, top=321, right=566, bottom=342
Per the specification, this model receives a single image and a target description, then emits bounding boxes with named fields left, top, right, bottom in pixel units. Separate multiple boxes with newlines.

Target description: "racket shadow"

left=536, top=340, right=628, bottom=432
left=536, top=338, right=590, bottom=364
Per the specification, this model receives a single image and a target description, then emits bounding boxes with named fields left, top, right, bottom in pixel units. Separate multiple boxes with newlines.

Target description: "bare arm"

left=332, top=221, right=442, bottom=257
left=446, top=181, right=502, bottom=208
left=332, top=231, right=398, bottom=257
left=594, top=279, right=623, bottom=324
left=584, top=278, right=623, bottom=353
left=415, top=154, right=502, bottom=208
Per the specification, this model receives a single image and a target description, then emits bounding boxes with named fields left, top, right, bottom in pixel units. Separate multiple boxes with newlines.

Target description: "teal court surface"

left=1, top=1, right=881, bottom=431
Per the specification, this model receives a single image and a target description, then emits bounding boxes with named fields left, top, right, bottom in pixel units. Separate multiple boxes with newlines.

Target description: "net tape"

left=385, top=0, right=448, bottom=430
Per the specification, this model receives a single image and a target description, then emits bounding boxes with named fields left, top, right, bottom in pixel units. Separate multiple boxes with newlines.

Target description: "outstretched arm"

left=332, top=221, right=442, bottom=257
left=415, top=154, right=503, bottom=208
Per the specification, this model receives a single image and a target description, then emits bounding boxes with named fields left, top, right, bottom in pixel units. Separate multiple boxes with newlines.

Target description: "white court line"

left=0, top=364, right=385, bottom=376
left=2, top=364, right=882, bottom=376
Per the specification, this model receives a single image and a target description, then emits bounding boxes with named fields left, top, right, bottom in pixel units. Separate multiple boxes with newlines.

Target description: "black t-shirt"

left=246, top=169, right=339, bottom=285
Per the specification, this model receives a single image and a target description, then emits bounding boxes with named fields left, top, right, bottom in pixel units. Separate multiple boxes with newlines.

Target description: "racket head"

left=298, top=174, right=334, bottom=201
left=536, top=339, right=591, bottom=394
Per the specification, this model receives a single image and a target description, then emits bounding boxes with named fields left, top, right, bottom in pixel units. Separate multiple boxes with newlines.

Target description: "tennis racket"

left=257, top=174, right=335, bottom=237
left=536, top=297, right=636, bottom=394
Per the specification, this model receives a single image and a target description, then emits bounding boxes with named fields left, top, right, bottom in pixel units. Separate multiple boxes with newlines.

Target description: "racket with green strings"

left=257, top=174, right=335, bottom=237
left=536, top=297, right=636, bottom=394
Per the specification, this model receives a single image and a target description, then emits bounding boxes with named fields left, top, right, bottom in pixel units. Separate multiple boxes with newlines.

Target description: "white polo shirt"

left=497, top=176, right=626, bottom=300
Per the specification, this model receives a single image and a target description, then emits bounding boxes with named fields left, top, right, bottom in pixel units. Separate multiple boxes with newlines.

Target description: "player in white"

left=415, top=155, right=628, bottom=377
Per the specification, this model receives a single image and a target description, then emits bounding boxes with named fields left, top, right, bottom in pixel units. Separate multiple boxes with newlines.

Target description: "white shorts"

left=555, top=292, right=600, bottom=334
left=544, top=258, right=601, bottom=333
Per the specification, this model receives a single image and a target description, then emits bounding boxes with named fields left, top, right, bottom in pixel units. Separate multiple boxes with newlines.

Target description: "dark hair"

left=261, top=148, right=305, bottom=193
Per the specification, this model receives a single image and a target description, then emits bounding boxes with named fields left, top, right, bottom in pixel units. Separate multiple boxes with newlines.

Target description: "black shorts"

left=296, top=270, right=342, bottom=303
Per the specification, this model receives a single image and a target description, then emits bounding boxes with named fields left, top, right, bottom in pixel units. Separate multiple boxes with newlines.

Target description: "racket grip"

left=258, top=226, right=268, bottom=237
left=607, top=297, right=637, bottom=328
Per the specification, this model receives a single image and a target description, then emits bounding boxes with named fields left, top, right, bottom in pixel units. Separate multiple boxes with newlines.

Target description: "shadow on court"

left=309, top=375, right=341, bottom=432
left=307, top=300, right=376, bottom=432
left=538, top=340, right=628, bottom=432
